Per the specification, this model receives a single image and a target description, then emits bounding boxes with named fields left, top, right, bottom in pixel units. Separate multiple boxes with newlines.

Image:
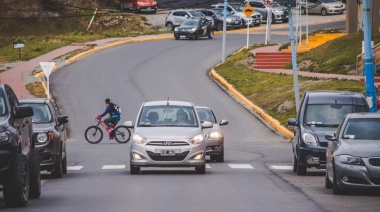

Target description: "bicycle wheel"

left=85, top=126, right=103, bottom=144
left=114, top=126, right=131, bottom=143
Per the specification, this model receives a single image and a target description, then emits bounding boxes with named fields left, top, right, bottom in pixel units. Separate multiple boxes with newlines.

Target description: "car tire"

left=130, top=164, right=140, bottom=175
left=321, top=8, right=327, bottom=16
left=217, top=22, right=223, bottom=31
left=62, top=148, right=68, bottom=174
left=132, top=4, right=138, bottom=13
left=166, top=22, right=174, bottom=31
left=215, top=148, right=224, bottom=162
left=301, top=7, right=306, bottom=15
left=296, top=157, right=307, bottom=175
left=325, top=171, right=333, bottom=189
left=208, top=30, right=214, bottom=39
left=332, top=163, right=345, bottom=195
left=51, top=145, right=64, bottom=178
left=292, top=154, right=297, bottom=172
left=195, top=165, right=206, bottom=174
left=28, top=148, right=41, bottom=199
left=3, top=155, right=29, bottom=207
left=194, top=33, right=199, bottom=40
left=271, top=15, right=276, bottom=24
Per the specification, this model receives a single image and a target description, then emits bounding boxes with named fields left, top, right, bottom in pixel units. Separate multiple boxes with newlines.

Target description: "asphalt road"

left=2, top=21, right=380, bottom=211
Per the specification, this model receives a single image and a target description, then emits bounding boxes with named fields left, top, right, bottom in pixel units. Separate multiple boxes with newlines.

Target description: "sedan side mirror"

left=15, top=106, right=34, bottom=119
left=219, top=119, right=228, bottom=126
left=288, top=118, right=298, bottom=126
left=58, top=115, right=69, bottom=125
left=124, top=121, right=135, bottom=128
left=325, top=133, right=337, bottom=142
left=201, top=121, right=213, bottom=129
left=184, top=15, right=189, bottom=18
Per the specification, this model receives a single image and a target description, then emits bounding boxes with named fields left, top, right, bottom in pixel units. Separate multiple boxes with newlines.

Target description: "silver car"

left=246, top=0, right=289, bottom=23
left=300, top=0, right=346, bottom=16
left=196, top=106, right=228, bottom=162
left=325, top=113, right=380, bottom=194
left=124, top=101, right=213, bottom=174
left=211, top=3, right=262, bottom=27
left=165, top=9, right=213, bottom=31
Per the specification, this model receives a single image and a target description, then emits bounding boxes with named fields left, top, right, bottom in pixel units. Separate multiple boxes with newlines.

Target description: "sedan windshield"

left=0, top=90, right=8, bottom=122
left=342, top=118, right=380, bottom=140
left=322, top=0, right=338, bottom=2
left=180, top=19, right=200, bottom=27
left=304, top=104, right=367, bottom=126
left=196, top=108, right=216, bottom=123
left=188, top=11, right=203, bottom=17
left=138, top=105, right=198, bottom=127
left=231, top=5, right=244, bottom=12
left=212, top=9, right=224, bottom=17
left=22, top=103, right=53, bottom=124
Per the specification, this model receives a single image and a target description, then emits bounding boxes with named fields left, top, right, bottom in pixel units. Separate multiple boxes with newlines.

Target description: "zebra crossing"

left=66, top=164, right=293, bottom=171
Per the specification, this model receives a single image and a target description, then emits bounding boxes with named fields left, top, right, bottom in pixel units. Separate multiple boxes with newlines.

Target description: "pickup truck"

left=0, top=84, right=41, bottom=207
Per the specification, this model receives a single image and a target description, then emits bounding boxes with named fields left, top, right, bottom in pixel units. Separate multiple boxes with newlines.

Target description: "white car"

left=165, top=9, right=214, bottom=31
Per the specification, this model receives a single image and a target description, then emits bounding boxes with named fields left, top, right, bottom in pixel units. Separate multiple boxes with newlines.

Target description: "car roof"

left=345, top=113, right=380, bottom=119
left=195, top=106, right=212, bottom=110
left=305, top=91, right=367, bottom=105
left=19, top=98, right=52, bottom=104
left=143, top=101, right=194, bottom=107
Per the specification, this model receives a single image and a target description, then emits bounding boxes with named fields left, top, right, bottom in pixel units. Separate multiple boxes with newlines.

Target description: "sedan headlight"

left=174, top=27, right=178, bottom=32
left=190, top=27, right=197, bottom=32
left=190, top=134, right=204, bottom=145
left=302, top=132, right=317, bottom=146
left=338, top=155, right=363, bottom=165
left=273, top=10, right=281, bottom=14
left=209, top=131, right=223, bottom=139
left=132, top=133, right=147, bottom=144
left=137, top=1, right=144, bottom=5
left=0, top=131, right=10, bottom=143
left=152, top=1, right=157, bottom=5
left=37, top=132, right=48, bottom=143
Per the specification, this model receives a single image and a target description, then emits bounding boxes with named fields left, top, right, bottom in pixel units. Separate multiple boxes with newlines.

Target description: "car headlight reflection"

left=0, top=131, right=10, bottom=143
left=302, top=132, right=317, bottom=146
left=190, top=134, right=204, bottom=145
left=174, top=27, right=178, bottom=32
left=338, top=155, right=363, bottom=165
left=132, top=133, right=147, bottom=144
left=190, top=27, right=197, bottom=32
left=209, top=131, right=223, bottom=139
left=37, top=133, right=48, bottom=143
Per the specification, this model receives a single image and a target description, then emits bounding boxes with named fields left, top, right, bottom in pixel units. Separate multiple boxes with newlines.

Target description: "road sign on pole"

left=243, top=5, right=255, bottom=49
left=40, top=62, right=55, bottom=99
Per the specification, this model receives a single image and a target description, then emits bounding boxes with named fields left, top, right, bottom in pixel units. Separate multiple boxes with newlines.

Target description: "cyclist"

left=96, top=98, right=121, bottom=139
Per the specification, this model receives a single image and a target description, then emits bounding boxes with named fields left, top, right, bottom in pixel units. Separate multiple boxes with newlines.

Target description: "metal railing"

left=356, top=42, right=380, bottom=75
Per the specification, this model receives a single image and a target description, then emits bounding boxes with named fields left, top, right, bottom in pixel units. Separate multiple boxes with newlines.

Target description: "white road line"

left=67, top=166, right=83, bottom=171
left=270, top=165, right=293, bottom=170
left=102, top=165, right=126, bottom=170
left=228, top=164, right=254, bottom=169
left=206, top=164, right=211, bottom=169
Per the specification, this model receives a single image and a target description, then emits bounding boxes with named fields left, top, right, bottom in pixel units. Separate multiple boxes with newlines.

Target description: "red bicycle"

left=84, top=118, right=131, bottom=144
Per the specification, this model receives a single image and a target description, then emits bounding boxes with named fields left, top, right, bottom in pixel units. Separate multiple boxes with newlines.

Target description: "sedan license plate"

left=235, top=21, right=239, bottom=24
left=161, top=149, right=175, bottom=156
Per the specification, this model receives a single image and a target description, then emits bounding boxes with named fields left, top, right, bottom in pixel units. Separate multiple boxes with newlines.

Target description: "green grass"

left=26, top=82, right=47, bottom=98
left=215, top=47, right=367, bottom=128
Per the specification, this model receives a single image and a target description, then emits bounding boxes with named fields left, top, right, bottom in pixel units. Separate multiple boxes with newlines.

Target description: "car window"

left=342, top=118, right=380, bottom=140
left=322, top=0, right=338, bottom=3
left=0, top=89, right=8, bottom=122
left=231, top=5, right=244, bottom=12
left=180, top=19, right=200, bottom=27
left=138, top=105, right=198, bottom=127
left=22, top=103, right=53, bottom=124
left=189, top=11, right=203, bottom=17
left=304, top=104, right=368, bottom=126
left=172, top=11, right=182, bottom=16
left=196, top=108, right=217, bottom=123
left=212, top=9, right=224, bottom=16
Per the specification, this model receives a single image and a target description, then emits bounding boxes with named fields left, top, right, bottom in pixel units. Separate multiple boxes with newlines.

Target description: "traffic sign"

left=40, top=62, right=55, bottom=78
left=242, top=4, right=255, bottom=18
left=263, top=0, right=275, bottom=8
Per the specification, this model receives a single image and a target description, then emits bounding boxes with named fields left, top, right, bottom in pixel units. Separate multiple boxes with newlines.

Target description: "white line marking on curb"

left=102, top=165, right=126, bottom=170
left=270, top=165, right=293, bottom=170
left=228, top=164, right=254, bottom=169
left=67, top=166, right=83, bottom=171
left=206, top=164, right=211, bottom=169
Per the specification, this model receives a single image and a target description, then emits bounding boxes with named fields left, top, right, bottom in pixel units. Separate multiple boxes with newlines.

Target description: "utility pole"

left=362, top=0, right=376, bottom=111
left=222, top=0, right=227, bottom=63
left=286, top=0, right=300, bottom=112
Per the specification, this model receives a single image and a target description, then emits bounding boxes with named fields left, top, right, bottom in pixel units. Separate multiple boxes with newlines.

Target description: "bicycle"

left=84, top=118, right=131, bottom=144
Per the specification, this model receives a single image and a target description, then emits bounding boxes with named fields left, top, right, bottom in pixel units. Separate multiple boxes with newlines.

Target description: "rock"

left=276, top=100, right=294, bottom=114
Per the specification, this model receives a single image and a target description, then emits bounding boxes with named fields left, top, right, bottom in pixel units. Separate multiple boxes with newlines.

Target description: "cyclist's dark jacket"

left=100, top=105, right=121, bottom=120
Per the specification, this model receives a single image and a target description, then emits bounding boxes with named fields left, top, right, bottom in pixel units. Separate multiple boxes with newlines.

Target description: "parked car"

left=0, top=84, right=41, bottom=207
left=165, top=9, right=213, bottom=31
left=174, top=17, right=214, bottom=40
left=211, top=3, right=262, bottom=27
left=198, top=8, right=243, bottom=31
left=20, top=98, right=69, bottom=178
left=288, top=91, right=369, bottom=176
left=196, top=106, right=228, bottom=162
left=299, top=0, right=346, bottom=16
left=124, top=100, right=213, bottom=174
left=325, top=113, right=380, bottom=194
left=246, top=0, right=289, bottom=23
left=120, top=0, right=157, bottom=13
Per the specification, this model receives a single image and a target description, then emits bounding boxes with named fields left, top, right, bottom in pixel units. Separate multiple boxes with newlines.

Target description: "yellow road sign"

left=243, top=4, right=255, bottom=18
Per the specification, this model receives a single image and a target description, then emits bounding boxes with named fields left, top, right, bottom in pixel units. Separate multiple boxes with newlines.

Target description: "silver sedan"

left=124, top=101, right=213, bottom=174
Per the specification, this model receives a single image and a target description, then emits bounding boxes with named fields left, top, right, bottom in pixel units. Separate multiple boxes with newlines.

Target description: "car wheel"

left=130, top=164, right=140, bottom=175
left=325, top=171, right=333, bottom=189
left=3, top=155, right=29, bottom=207
left=208, top=30, right=214, bottom=39
left=62, top=148, right=68, bottom=174
left=332, top=163, right=345, bottom=195
left=301, top=7, right=306, bottom=15
left=51, top=145, right=64, bottom=178
left=132, top=4, right=138, bottom=13
left=321, top=8, right=327, bottom=16
left=271, top=15, right=276, bottom=24
left=166, top=22, right=174, bottom=31
left=194, top=32, right=199, bottom=40
left=217, top=22, right=223, bottom=31
left=292, top=154, right=297, bottom=172
left=296, top=157, right=307, bottom=175
left=195, top=165, right=206, bottom=174
left=254, top=23, right=261, bottom=27
left=282, top=18, right=289, bottom=23
left=175, top=35, right=180, bottom=40
left=28, top=148, right=41, bottom=199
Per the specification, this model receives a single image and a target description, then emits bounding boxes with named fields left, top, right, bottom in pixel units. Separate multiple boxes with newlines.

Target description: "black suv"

left=20, top=98, right=69, bottom=178
left=0, top=84, right=41, bottom=207
left=288, top=91, right=369, bottom=175
left=174, top=17, right=214, bottom=40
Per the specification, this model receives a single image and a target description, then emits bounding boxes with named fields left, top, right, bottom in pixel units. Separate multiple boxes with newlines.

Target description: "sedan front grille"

left=369, top=158, right=380, bottom=166
left=146, top=151, right=189, bottom=161
left=146, top=141, right=189, bottom=146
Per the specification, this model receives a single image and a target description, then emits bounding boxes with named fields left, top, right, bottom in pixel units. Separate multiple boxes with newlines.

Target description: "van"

left=288, top=91, right=369, bottom=175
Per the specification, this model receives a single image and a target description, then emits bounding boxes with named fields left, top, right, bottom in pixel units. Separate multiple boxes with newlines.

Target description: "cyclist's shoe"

left=107, top=127, right=114, bottom=133
left=108, top=135, right=114, bottom=140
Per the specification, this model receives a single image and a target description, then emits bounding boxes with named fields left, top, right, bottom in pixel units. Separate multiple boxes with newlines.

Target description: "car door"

left=200, top=19, right=208, bottom=36
left=308, top=0, right=320, bottom=13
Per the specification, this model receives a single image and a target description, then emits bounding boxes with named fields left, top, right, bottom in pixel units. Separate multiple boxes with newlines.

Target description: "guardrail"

left=356, top=42, right=380, bottom=75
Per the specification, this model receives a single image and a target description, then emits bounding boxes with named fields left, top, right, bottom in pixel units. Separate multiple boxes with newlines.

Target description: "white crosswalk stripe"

left=102, top=165, right=126, bottom=170
left=228, top=164, right=254, bottom=169
left=269, top=165, right=293, bottom=170
left=67, top=166, right=83, bottom=171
